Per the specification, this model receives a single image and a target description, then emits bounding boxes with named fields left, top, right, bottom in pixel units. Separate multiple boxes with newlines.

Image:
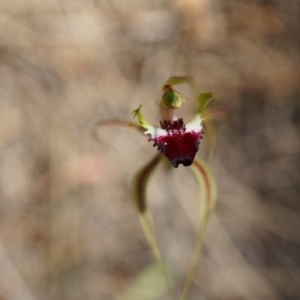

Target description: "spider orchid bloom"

left=131, top=82, right=214, bottom=168
left=96, top=76, right=217, bottom=300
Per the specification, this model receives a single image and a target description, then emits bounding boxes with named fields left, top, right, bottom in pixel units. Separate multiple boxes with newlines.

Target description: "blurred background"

left=0, top=0, right=299, bottom=299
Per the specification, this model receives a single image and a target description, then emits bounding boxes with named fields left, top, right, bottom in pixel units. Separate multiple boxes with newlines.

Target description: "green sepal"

left=132, top=153, right=162, bottom=213
left=179, top=158, right=217, bottom=300
left=131, top=154, right=175, bottom=299
left=162, top=75, right=192, bottom=88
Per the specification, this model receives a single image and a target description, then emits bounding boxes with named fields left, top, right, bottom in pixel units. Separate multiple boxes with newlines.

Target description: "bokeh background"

left=0, top=0, right=299, bottom=299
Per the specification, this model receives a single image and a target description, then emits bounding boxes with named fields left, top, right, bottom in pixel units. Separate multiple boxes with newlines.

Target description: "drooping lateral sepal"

left=131, top=154, right=175, bottom=299
left=179, top=157, right=217, bottom=300
left=131, top=153, right=162, bottom=213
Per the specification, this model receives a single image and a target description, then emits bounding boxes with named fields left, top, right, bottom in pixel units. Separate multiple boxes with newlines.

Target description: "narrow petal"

left=94, top=119, right=131, bottom=127
left=93, top=119, right=144, bottom=142
left=132, top=105, right=151, bottom=128
left=132, top=105, right=169, bottom=139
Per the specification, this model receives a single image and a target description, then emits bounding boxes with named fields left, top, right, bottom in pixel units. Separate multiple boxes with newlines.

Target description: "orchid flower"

left=96, top=76, right=217, bottom=300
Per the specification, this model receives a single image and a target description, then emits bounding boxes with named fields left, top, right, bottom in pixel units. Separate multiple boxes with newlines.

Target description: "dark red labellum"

left=150, top=119, right=203, bottom=168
